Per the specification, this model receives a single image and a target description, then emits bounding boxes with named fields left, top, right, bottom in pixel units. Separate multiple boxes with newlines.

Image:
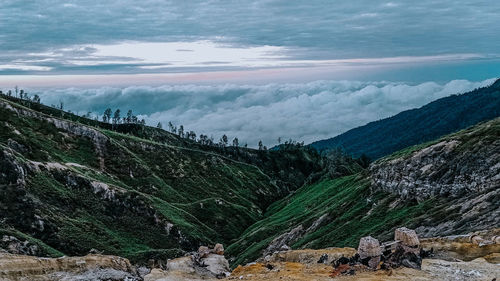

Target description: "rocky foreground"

left=1, top=228, right=498, bottom=281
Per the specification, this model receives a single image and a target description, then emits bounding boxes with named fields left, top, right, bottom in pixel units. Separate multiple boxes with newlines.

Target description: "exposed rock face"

left=420, top=228, right=500, bottom=262
left=0, top=253, right=139, bottom=281
left=369, top=119, right=500, bottom=237
left=0, top=236, right=40, bottom=256
left=265, top=247, right=357, bottom=264
left=260, top=225, right=304, bottom=258
left=370, top=132, right=500, bottom=202
left=229, top=248, right=500, bottom=281
left=0, top=99, right=109, bottom=170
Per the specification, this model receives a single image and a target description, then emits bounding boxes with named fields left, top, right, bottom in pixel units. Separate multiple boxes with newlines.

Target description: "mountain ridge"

left=309, top=78, right=500, bottom=159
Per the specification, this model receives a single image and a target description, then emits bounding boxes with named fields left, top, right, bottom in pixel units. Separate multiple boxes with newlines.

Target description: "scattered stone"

left=279, top=245, right=291, bottom=251
left=333, top=227, right=425, bottom=274
left=317, top=253, right=328, bottom=264
left=89, top=248, right=103, bottom=254
left=330, top=263, right=352, bottom=277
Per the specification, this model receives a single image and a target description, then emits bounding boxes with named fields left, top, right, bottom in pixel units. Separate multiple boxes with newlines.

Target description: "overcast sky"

left=0, top=1, right=499, bottom=145
left=1, top=0, right=499, bottom=79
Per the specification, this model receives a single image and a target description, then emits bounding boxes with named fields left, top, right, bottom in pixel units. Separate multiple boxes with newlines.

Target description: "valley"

left=0, top=80, right=499, bottom=280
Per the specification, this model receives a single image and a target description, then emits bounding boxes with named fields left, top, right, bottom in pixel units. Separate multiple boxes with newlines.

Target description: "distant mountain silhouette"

left=309, top=78, right=500, bottom=159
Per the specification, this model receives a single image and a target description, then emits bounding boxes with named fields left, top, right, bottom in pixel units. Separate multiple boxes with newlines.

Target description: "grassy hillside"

left=0, top=96, right=320, bottom=264
left=226, top=175, right=440, bottom=266
left=228, top=117, right=500, bottom=267
left=310, top=78, right=500, bottom=159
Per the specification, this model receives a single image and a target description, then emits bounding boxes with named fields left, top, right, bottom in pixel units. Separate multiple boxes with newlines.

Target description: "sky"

left=0, top=1, right=499, bottom=145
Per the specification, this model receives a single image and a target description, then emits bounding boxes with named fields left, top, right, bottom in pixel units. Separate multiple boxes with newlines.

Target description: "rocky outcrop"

left=0, top=236, right=40, bottom=256
left=420, top=228, right=500, bottom=262
left=357, top=236, right=382, bottom=269
left=230, top=228, right=500, bottom=281
left=0, top=99, right=109, bottom=170
left=370, top=118, right=500, bottom=202
left=230, top=251, right=499, bottom=281
left=144, top=244, right=230, bottom=280
left=0, top=253, right=139, bottom=281
left=260, top=225, right=304, bottom=259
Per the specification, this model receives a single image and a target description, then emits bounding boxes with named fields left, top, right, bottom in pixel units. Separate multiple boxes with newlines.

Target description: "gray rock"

left=1, top=235, right=40, bottom=256
left=261, top=225, right=304, bottom=258
left=201, top=253, right=230, bottom=276
left=358, top=236, right=382, bottom=259
left=395, top=227, right=420, bottom=247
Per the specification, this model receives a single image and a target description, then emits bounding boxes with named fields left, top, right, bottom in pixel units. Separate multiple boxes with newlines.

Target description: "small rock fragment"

left=317, top=253, right=328, bottom=264
left=198, top=246, right=210, bottom=258
left=214, top=243, right=224, bottom=255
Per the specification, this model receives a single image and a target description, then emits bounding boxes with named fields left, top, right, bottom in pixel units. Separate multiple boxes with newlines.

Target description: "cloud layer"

left=29, top=78, right=495, bottom=147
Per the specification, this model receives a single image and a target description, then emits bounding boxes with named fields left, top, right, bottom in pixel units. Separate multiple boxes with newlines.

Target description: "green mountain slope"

left=309, top=78, right=500, bottom=160
left=0, top=96, right=320, bottom=263
left=228, top=117, right=500, bottom=266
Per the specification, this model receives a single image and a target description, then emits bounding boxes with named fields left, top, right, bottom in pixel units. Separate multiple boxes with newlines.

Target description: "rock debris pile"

left=331, top=227, right=430, bottom=277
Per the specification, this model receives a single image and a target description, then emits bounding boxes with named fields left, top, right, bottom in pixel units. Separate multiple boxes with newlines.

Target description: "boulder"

left=213, top=243, right=224, bottom=255
left=201, top=253, right=230, bottom=276
left=358, top=236, right=382, bottom=259
left=395, top=227, right=420, bottom=247
left=198, top=246, right=210, bottom=258
left=166, top=256, right=195, bottom=273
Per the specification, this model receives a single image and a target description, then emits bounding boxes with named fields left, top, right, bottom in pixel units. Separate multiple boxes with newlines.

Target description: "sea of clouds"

left=30, top=78, right=495, bottom=147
